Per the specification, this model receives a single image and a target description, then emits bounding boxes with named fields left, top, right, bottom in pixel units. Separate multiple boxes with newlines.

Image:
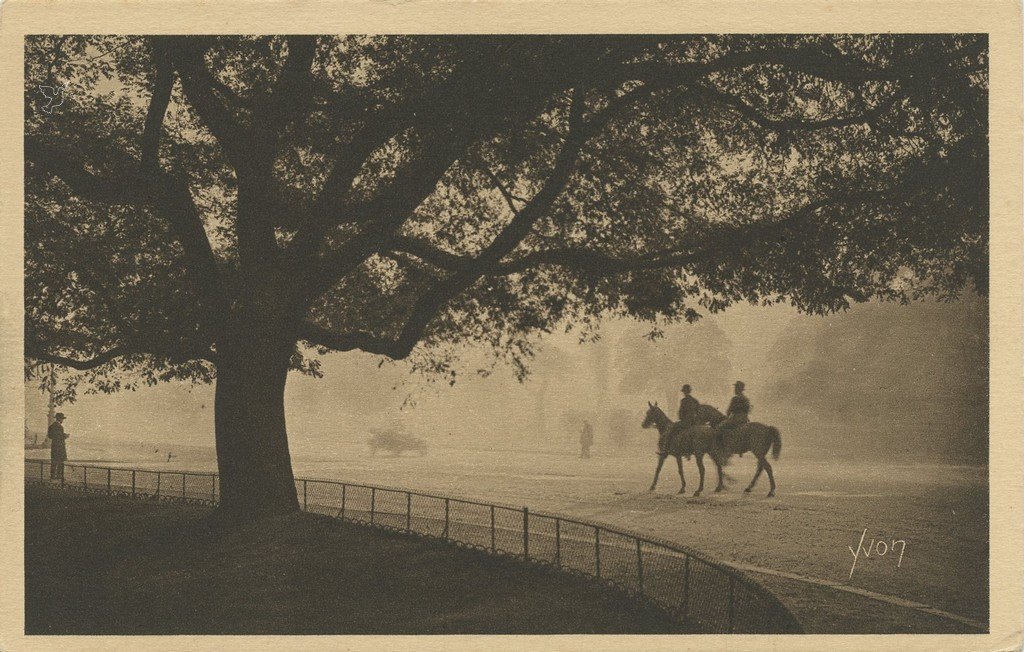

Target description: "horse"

left=641, top=402, right=726, bottom=496
left=695, top=403, right=727, bottom=427
left=715, top=420, right=783, bottom=496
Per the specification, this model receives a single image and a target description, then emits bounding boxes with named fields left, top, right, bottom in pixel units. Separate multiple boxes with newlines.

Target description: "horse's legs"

left=763, top=459, right=777, bottom=497
left=650, top=454, right=667, bottom=491
left=693, top=454, right=706, bottom=497
left=745, top=458, right=765, bottom=493
left=713, top=456, right=726, bottom=492
left=675, top=455, right=686, bottom=494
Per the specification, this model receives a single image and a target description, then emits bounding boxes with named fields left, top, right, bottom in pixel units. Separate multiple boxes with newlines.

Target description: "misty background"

left=25, top=295, right=988, bottom=465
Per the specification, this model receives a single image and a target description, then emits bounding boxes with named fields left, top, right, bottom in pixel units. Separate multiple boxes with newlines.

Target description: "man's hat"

left=734, top=381, right=745, bottom=390
left=55, top=412, right=65, bottom=419
left=681, top=384, right=692, bottom=393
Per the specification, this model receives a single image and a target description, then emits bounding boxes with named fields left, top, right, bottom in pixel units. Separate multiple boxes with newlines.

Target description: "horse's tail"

left=769, top=426, right=782, bottom=460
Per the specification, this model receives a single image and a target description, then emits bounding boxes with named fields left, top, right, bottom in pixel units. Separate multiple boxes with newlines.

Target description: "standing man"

left=580, top=420, right=594, bottom=459
left=47, top=412, right=69, bottom=481
left=716, top=381, right=751, bottom=450
left=677, top=384, right=700, bottom=429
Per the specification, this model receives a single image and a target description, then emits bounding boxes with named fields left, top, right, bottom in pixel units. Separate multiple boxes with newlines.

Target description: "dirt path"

left=728, top=561, right=985, bottom=630
left=295, top=448, right=988, bottom=633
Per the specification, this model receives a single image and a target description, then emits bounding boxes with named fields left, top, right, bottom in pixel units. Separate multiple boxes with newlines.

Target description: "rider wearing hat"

left=716, top=381, right=751, bottom=449
left=677, top=384, right=700, bottom=429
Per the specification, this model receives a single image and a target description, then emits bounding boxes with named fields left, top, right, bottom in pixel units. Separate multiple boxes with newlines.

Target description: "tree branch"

left=24, top=345, right=129, bottom=370
left=351, top=89, right=589, bottom=360
left=481, top=165, right=522, bottom=216
left=167, top=38, right=254, bottom=172
left=26, top=136, right=230, bottom=338
left=140, top=41, right=175, bottom=171
left=26, top=136, right=142, bottom=204
left=695, top=82, right=897, bottom=133
left=615, top=46, right=902, bottom=88
left=490, top=185, right=916, bottom=279
left=296, top=322, right=403, bottom=357
left=386, top=236, right=468, bottom=271
left=293, top=125, right=481, bottom=313
left=260, top=36, right=317, bottom=134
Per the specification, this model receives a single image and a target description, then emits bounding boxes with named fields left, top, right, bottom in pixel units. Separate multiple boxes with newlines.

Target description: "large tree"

left=24, top=35, right=987, bottom=514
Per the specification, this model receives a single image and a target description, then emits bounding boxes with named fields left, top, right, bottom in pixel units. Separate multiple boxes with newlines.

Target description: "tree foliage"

left=25, top=35, right=987, bottom=396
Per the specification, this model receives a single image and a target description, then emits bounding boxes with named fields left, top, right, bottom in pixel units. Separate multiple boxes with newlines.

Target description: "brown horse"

left=716, top=421, right=783, bottom=496
left=641, top=402, right=726, bottom=496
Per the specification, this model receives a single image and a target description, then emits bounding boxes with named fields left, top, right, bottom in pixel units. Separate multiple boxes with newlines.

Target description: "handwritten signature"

left=848, top=528, right=906, bottom=579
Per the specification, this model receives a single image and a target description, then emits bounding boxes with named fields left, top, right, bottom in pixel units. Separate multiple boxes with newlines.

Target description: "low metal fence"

left=25, top=459, right=802, bottom=634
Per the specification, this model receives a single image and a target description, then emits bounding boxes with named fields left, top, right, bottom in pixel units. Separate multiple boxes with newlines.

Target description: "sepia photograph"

left=1, top=5, right=1020, bottom=648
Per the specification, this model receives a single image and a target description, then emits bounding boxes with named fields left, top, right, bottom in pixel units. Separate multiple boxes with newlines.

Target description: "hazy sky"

left=25, top=296, right=987, bottom=462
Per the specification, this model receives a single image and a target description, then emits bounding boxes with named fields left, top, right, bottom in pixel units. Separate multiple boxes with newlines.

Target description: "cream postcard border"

left=0, top=2, right=1020, bottom=650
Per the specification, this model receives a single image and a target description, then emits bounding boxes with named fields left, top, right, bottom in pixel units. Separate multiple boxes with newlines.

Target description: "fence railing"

left=25, top=459, right=802, bottom=634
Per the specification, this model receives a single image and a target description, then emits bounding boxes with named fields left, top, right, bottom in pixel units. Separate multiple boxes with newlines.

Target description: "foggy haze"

left=24, top=295, right=987, bottom=465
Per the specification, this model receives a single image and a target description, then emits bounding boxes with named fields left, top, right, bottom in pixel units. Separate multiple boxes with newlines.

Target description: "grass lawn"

left=25, top=484, right=687, bottom=634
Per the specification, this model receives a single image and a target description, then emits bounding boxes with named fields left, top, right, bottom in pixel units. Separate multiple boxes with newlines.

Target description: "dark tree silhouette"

left=25, top=35, right=987, bottom=514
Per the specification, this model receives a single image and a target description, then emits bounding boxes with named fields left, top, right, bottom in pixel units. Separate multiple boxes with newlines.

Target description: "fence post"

left=182, top=473, right=187, bottom=500
left=555, top=518, right=561, bottom=568
left=212, top=475, right=217, bottom=503
left=302, top=480, right=307, bottom=511
left=370, top=487, right=376, bottom=525
left=107, top=468, right=112, bottom=494
left=131, top=470, right=136, bottom=498
left=406, top=492, right=411, bottom=534
left=522, top=507, right=529, bottom=561
left=595, top=527, right=601, bottom=579
left=40, top=461, right=44, bottom=482
left=636, top=539, right=645, bottom=596
left=682, top=555, right=690, bottom=621
left=156, top=471, right=161, bottom=497
left=443, top=498, right=450, bottom=540
left=341, top=484, right=347, bottom=520
left=490, top=506, right=496, bottom=553
left=728, top=575, right=735, bottom=633
left=83, top=466, right=87, bottom=489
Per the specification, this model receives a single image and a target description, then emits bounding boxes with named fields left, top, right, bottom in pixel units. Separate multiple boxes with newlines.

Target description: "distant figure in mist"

left=46, top=412, right=69, bottom=480
left=716, top=381, right=751, bottom=450
left=166, top=452, right=176, bottom=463
left=580, top=421, right=594, bottom=458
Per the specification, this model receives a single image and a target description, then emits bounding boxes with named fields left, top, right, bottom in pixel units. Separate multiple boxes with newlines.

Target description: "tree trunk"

left=213, top=336, right=299, bottom=516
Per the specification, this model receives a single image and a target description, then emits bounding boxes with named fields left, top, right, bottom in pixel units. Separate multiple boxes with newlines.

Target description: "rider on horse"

left=659, top=384, right=700, bottom=453
left=716, top=381, right=751, bottom=450
left=678, top=385, right=700, bottom=427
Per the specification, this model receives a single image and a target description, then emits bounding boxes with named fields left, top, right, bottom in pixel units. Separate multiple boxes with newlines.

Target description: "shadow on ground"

left=24, top=485, right=688, bottom=635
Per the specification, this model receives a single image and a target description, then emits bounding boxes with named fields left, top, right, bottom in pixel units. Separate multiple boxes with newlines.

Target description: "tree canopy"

left=25, top=34, right=987, bottom=396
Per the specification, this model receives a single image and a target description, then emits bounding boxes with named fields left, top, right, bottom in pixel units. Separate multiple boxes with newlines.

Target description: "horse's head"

left=641, top=401, right=664, bottom=430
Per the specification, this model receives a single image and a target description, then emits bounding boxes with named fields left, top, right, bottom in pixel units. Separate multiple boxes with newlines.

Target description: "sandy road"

left=296, top=446, right=988, bottom=633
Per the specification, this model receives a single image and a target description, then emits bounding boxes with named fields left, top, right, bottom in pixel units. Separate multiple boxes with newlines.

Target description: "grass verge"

left=25, top=485, right=688, bottom=634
